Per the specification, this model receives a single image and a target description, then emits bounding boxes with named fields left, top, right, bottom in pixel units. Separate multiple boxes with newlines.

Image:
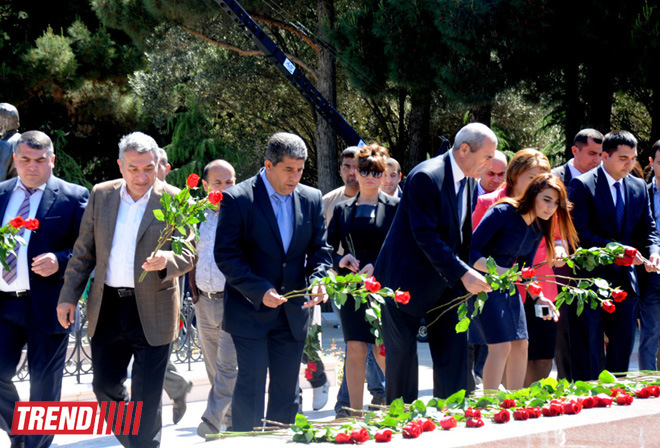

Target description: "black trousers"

left=0, top=292, right=68, bottom=448
left=91, top=287, right=170, bottom=448
left=231, top=307, right=304, bottom=431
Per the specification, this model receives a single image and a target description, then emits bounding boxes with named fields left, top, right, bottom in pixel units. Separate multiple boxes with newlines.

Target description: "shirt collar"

left=448, top=150, right=466, bottom=185
left=119, top=180, right=153, bottom=205
left=14, top=176, right=48, bottom=193
left=653, top=177, right=659, bottom=193
left=601, top=165, right=622, bottom=189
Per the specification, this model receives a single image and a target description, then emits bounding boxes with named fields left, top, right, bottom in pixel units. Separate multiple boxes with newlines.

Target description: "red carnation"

left=208, top=190, right=223, bottom=205
left=439, top=416, right=457, bottom=430
left=512, top=408, right=529, bottom=421
left=602, top=300, right=616, bottom=313
left=420, top=418, right=436, bottom=432
left=579, top=396, right=597, bottom=409
left=611, top=290, right=627, bottom=303
left=402, top=422, right=422, bottom=439
left=493, top=409, right=510, bottom=423
left=521, top=267, right=536, bottom=279
left=378, top=344, right=386, bottom=357
left=394, top=290, right=411, bottom=305
left=527, top=281, right=543, bottom=296
left=648, top=385, right=660, bottom=397
left=23, top=218, right=39, bottom=231
left=307, top=362, right=317, bottom=372
left=596, top=394, right=613, bottom=407
left=635, top=388, right=651, bottom=399
left=186, top=173, right=200, bottom=189
left=526, top=407, right=542, bottom=419
left=616, top=394, right=633, bottom=406
left=350, top=428, right=369, bottom=443
left=9, top=216, right=25, bottom=229
left=562, top=400, right=582, bottom=415
left=335, top=432, right=352, bottom=444
left=465, top=407, right=482, bottom=419
left=304, top=369, right=313, bottom=380
left=364, top=276, right=381, bottom=293
left=624, top=247, right=638, bottom=257
left=374, top=429, right=392, bottom=443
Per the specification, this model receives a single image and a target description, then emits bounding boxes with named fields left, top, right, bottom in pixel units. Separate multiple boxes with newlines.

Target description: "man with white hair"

left=375, top=122, right=497, bottom=402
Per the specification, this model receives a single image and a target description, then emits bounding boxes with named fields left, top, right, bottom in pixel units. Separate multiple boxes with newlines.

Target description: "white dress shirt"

left=601, top=166, right=625, bottom=208
left=105, top=182, right=152, bottom=288
left=0, top=178, right=46, bottom=292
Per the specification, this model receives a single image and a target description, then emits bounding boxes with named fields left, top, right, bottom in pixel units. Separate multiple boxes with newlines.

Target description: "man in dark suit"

left=551, top=128, right=603, bottom=382
left=0, top=131, right=88, bottom=448
left=374, top=123, right=497, bottom=402
left=639, top=139, right=660, bottom=370
left=568, top=130, right=660, bottom=381
left=215, top=132, right=332, bottom=431
left=57, top=132, right=195, bottom=448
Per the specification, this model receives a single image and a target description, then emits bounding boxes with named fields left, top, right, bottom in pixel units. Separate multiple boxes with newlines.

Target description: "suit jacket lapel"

left=136, top=180, right=162, bottom=244
left=35, top=176, right=59, bottom=223
left=595, top=168, right=618, bottom=232
left=254, top=174, right=285, bottom=252
left=375, top=192, right=387, bottom=230
left=289, top=187, right=304, bottom=254
left=0, top=178, right=17, bottom=218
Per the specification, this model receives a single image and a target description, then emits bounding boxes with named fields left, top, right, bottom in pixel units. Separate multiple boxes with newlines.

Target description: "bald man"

left=477, top=150, right=507, bottom=196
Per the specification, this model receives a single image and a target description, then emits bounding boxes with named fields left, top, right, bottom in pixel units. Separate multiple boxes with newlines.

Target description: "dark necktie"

left=614, top=181, right=624, bottom=232
left=3, top=187, right=37, bottom=284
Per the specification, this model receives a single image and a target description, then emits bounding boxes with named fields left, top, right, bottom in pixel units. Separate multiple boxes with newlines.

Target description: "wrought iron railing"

left=13, top=291, right=202, bottom=383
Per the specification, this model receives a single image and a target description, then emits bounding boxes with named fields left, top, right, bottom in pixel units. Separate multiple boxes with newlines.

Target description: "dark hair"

left=505, top=148, right=551, bottom=196
left=573, top=128, right=603, bottom=148
left=602, top=130, right=638, bottom=155
left=16, top=130, right=54, bottom=157
left=265, top=132, right=308, bottom=165
left=651, top=139, right=660, bottom=158
left=499, top=173, right=578, bottom=262
left=357, top=143, right=390, bottom=173
left=385, top=157, right=401, bottom=173
left=342, top=146, right=360, bottom=160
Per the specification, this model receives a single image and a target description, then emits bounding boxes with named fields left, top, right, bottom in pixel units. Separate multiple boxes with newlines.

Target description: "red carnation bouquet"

left=139, top=174, right=223, bottom=281
left=0, top=217, right=40, bottom=272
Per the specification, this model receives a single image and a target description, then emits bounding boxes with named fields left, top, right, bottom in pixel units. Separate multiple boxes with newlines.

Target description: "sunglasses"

left=359, top=169, right=383, bottom=178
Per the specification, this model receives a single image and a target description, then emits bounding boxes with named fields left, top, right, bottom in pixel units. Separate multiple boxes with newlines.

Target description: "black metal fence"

left=13, top=292, right=203, bottom=383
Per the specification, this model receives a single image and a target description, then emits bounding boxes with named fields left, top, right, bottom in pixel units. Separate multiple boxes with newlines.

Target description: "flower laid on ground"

left=374, top=428, right=392, bottom=442
left=439, top=416, right=457, bottom=430
left=139, top=173, right=219, bottom=282
left=492, top=409, right=510, bottom=423
left=0, top=216, right=40, bottom=271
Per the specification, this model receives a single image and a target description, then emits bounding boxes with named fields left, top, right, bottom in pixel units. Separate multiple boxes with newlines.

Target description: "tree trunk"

left=315, top=0, right=340, bottom=194
left=408, top=94, right=431, bottom=170
left=470, top=104, right=492, bottom=128
left=584, top=62, right=614, bottom=136
left=564, top=59, right=581, bottom=160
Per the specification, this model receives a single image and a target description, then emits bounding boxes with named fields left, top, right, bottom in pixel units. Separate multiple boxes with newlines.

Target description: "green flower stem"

left=138, top=226, right=175, bottom=282
left=426, top=291, right=472, bottom=314
left=207, top=430, right=285, bottom=440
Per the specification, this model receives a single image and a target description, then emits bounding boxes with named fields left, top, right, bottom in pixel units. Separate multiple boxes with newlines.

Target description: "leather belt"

left=1, top=290, right=30, bottom=298
left=107, top=286, right=136, bottom=298
left=200, top=290, right=223, bottom=300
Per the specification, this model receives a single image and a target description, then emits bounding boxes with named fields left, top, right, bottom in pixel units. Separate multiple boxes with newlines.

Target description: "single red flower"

left=527, top=281, right=543, bottom=296
left=420, top=418, right=436, bottom=432
left=186, top=173, right=200, bottom=189
left=579, top=396, right=597, bottom=409
left=465, top=418, right=484, bottom=428
left=609, top=387, right=627, bottom=397
left=439, top=416, right=457, bottom=430
left=541, top=404, right=563, bottom=417
left=304, top=369, right=313, bottom=380
left=493, top=409, right=510, bottom=423
left=364, top=276, right=381, bottom=293
left=374, top=429, right=392, bottom=443
left=335, top=432, right=353, bottom=444
left=394, top=290, right=411, bottom=305
left=307, top=362, right=317, bottom=372
left=350, top=427, right=369, bottom=443
left=179, top=319, right=184, bottom=330
left=635, top=388, right=651, bottom=399
left=9, top=216, right=25, bottom=229
left=501, top=398, right=516, bottom=409
left=648, top=385, right=660, bottom=397
left=512, top=409, right=529, bottom=421
left=562, top=401, right=582, bottom=415
left=23, top=218, right=39, bottom=230
left=526, top=407, right=542, bottom=419
left=208, top=190, right=223, bottom=205
left=596, top=394, right=613, bottom=407
left=378, top=344, right=386, bottom=357
left=521, top=267, right=536, bottom=279
left=611, top=290, right=627, bottom=303
left=402, top=422, right=422, bottom=438
left=602, top=300, right=616, bottom=313
left=624, top=247, right=638, bottom=257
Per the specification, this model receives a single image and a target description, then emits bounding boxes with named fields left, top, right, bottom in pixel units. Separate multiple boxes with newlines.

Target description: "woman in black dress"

left=327, top=144, right=399, bottom=413
left=470, top=173, right=578, bottom=391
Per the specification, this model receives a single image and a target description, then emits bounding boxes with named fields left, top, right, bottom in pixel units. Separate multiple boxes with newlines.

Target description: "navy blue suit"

left=568, top=166, right=660, bottom=380
left=0, top=176, right=88, bottom=448
left=215, top=172, right=332, bottom=430
left=375, top=152, right=475, bottom=401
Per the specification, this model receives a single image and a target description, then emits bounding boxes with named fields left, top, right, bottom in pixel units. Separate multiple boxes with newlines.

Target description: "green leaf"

left=445, top=389, right=466, bottom=408
left=411, top=400, right=426, bottom=416
left=294, top=414, right=308, bottom=428
left=153, top=209, right=165, bottom=221
left=455, top=317, right=470, bottom=333
left=598, top=370, right=617, bottom=384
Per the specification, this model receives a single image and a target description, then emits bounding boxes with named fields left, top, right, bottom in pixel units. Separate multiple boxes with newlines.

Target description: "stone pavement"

left=6, top=312, right=659, bottom=448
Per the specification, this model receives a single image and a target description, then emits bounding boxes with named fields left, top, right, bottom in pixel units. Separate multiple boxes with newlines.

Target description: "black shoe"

left=197, top=418, right=220, bottom=440
left=335, top=409, right=351, bottom=419
left=11, top=443, right=25, bottom=448
left=172, top=380, right=193, bottom=424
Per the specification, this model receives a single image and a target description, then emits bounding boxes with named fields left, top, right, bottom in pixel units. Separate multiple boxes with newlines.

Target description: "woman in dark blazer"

left=327, top=143, right=399, bottom=414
